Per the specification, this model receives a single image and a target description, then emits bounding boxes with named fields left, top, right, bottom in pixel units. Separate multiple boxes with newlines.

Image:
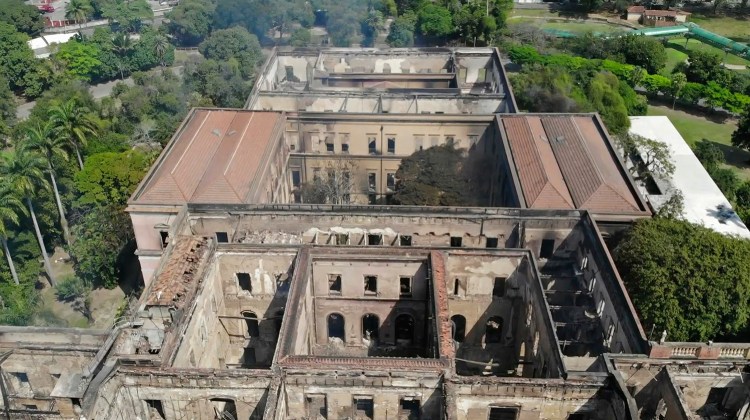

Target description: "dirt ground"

left=33, top=247, right=127, bottom=329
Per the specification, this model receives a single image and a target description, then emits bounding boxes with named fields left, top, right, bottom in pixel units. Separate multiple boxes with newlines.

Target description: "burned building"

left=2, top=48, right=748, bottom=420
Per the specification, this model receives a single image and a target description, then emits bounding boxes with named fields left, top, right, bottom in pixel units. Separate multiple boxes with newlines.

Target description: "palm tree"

left=22, top=121, right=71, bottom=244
left=0, top=184, right=26, bottom=285
left=112, top=32, right=134, bottom=80
left=153, top=34, right=169, bottom=68
left=65, top=0, right=93, bottom=28
left=49, top=99, right=98, bottom=170
left=1, top=151, right=55, bottom=286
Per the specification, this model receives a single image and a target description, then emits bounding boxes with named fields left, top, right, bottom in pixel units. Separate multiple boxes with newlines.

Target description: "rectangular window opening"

left=325, top=142, right=334, bottom=153
left=368, top=172, right=377, bottom=192
left=540, top=239, right=555, bottom=259
left=353, top=397, right=374, bottom=420
left=364, top=275, right=377, bottom=294
left=450, top=236, right=462, bottom=248
left=387, top=173, right=395, bottom=191
left=216, top=232, right=229, bottom=243
left=368, top=137, right=377, bottom=154
left=493, top=277, right=506, bottom=298
left=387, top=137, right=396, bottom=154
left=488, top=407, right=519, bottom=420
left=486, top=237, right=498, bottom=248
left=341, top=143, right=349, bottom=153
left=400, top=398, right=421, bottom=420
left=159, top=231, right=169, bottom=249
left=292, top=170, right=301, bottom=188
left=237, top=273, right=252, bottom=292
left=400, top=277, right=412, bottom=297
left=453, top=278, right=461, bottom=296
left=328, top=274, right=342, bottom=295
left=400, top=235, right=412, bottom=246
left=367, top=234, right=382, bottom=246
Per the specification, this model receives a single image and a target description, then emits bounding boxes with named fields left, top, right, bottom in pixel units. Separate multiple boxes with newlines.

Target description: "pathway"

left=16, top=77, right=133, bottom=120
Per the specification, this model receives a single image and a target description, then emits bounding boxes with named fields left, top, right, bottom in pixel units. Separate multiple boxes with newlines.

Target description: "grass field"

left=665, top=38, right=750, bottom=67
left=689, top=14, right=750, bottom=43
left=508, top=17, right=629, bottom=34
left=647, top=105, right=750, bottom=179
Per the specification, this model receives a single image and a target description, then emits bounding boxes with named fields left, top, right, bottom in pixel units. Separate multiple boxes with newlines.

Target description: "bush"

left=55, top=276, right=87, bottom=301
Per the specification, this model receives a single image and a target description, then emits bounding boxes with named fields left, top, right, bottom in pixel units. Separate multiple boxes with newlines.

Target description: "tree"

left=732, top=106, right=750, bottom=150
left=166, top=0, right=215, bottom=46
left=56, top=41, right=102, bottom=81
left=416, top=4, right=453, bottom=44
left=0, top=0, right=44, bottom=36
left=712, top=0, right=727, bottom=13
left=300, top=160, right=357, bottom=205
left=608, top=35, right=667, bottom=75
left=199, top=27, right=263, bottom=80
left=693, top=140, right=725, bottom=170
left=0, top=184, right=26, bottom=285
left=614, top=217, right=750, bottom=342
left=386, top=12, right=415, bottom=47
left=656, top=189, right=685, bottom=219
left=708, top=166, right=739, bottom=200
left=581, top=0, right=604, bottom=11
left=49, top=99, right=99, bottom=169
left=74, top=150, right=151, bottom=208
left=360, top=9, right=384, bottom=47
left=393, top=144, right=487, bottom=206
left=100, top=0, right=153, bottom=33
left=55, top=276, right=92, bottom=321
left=0, top=22, right=39, bottom=95
left=289, top=28, right=311, bottom=47
left=112, top=32, right=133, bottom=79
left=585, top=72, right=631, bottom=135
left=684, top=50, right=724, bottom=85
left=65, top=0, right=94, bottom=27
left=0, top=150, right=55, bottom=286
left=670, top=72, right=687, bottom=109
left=454, top=0, right=498, bottom=46
left=152, top=34, right=170, bottom=67
left=617, top=133, right=675, bottom=183
left=21, top=121, right=72, bottom=244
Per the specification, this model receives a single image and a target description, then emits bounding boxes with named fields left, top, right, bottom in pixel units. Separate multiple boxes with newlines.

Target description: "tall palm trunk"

left=1, top=236, right=19, bottom=285
left=73, top=144, right=84, bottom=169
left=27, top=197, right=55, bottom=286
left=47, top=164, right=70, bottom=244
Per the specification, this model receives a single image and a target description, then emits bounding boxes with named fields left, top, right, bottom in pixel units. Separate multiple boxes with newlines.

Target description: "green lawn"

left=507, top=18, right=629, bottom=34
left=662, top=45, right=689, bottom=75
left=688, top=14, right=750, bottom=43
left=664, top=38, right=750, bottom=68
left=647, top=105, right=750, bottom=179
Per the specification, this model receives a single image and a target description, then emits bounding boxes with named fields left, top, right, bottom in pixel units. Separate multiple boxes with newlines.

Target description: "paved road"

left=16, top=77, right=133, bottom=120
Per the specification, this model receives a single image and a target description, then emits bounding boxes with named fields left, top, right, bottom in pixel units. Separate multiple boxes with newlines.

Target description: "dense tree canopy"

left=74, top=150, right=152, bottom=208
left=393, top=144, right=487, bottom=206
left=386, top=12, right=416, bottom=47
left=0, top=0, right=44, bottom=36
left=614, top=217, right=750, bottom=342
left=732, top=106, right=750, bottom=150
left=416, top=4, right=453, bottom=43
left=199, top=27, right=263, bottom=79
left=166, top=0, right=215, bottom=46
left=0, top=22, right=42, bottom=95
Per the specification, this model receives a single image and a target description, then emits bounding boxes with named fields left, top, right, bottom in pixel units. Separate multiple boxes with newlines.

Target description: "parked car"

left=37, top=4, right=55, bottom=13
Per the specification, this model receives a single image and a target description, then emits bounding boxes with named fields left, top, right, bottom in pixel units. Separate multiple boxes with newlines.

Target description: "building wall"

left=310, top=258, right=429, bottom=350
left=283, top=373, right=443, bottom=419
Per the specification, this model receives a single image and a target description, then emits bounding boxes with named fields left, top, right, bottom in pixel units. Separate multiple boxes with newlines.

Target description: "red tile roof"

left=146, top=236, right=209, bottom=307
left=644, top=9, right=679, bottom=16
left=501, top=115, right=644, bottom=214
left=627, top=5, right=646, bottom=13
left=132, top=109, right=283, bottom=205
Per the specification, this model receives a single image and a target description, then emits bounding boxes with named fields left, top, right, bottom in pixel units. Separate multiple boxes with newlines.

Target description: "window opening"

left=399, top=398, right=421, bottom=420
left=486, top=237, right=498, bottom=248
left=451, top=315, right=466, bottom=342
left=400, top=235, right=412, bottom=246
left=328, top=313, right=345, bottom=340
left=540, top=239, right=555, bottom=259
left=242, top=311, right=259, bottom=337
left=362, top=314, right=379, bottom=340
left=328, top=274, right=342, bottom=295
left=488, top=407, right=519, bottom=420
left=216, top=232, right=229, bottom=243
left=492, top=277, right=506, bottom=298
left=400, top=277, right=412, bottom=297
left=450, top=236, right=462, bottom=247
left=364, top=275, right=377, bottom=294
left=353, top=397, right=374, bottom=419
left=367, top=234, right=382, bottom=246
left=485, top=316, right=503, bottom=343
left=237, top=273, right=252, bottom=292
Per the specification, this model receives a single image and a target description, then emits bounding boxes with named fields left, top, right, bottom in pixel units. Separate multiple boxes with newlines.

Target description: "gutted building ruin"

left=4, top=48, right=748, bottom=420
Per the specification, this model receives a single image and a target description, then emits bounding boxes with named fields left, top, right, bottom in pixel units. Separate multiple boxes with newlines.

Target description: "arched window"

left=451, top=315, right=466, bottom=343
left=362, top=314, right=379, bottom=341
left=485, top=316, right=503, bottom=344
left=395, top=314, right=414, bottom=344
left=242, top=311, right=259, bottom=337
left=327, top=313, right=345, bottom=340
